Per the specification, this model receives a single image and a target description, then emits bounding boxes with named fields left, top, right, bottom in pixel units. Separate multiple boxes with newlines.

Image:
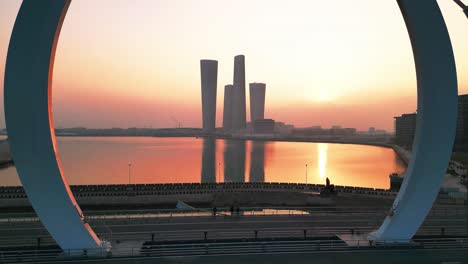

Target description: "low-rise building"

left=253, top=119, right=275, bottom=134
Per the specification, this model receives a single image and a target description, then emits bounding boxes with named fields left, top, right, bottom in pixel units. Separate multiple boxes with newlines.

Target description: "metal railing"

left=1, top=237, right=468, bottom=263
left=0, top=225, right=465, bottom=250
left=0, top=206, right=465, bottom=223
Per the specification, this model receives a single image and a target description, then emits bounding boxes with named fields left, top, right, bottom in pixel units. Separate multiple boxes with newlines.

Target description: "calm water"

left=0, top=137, right=406, bottom=189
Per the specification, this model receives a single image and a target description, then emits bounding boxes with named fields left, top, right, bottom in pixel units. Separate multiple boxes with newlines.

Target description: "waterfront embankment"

left=391, top=145, right=410, bottom=165
left=390, top=145, right=467, bottom=200
left=0, top=182, right=463, bottom=211
left=0, top=140, right=12, bottom=168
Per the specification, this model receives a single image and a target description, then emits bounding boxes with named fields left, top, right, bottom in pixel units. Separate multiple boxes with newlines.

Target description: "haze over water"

left=0, top=137, right=406, bottom=189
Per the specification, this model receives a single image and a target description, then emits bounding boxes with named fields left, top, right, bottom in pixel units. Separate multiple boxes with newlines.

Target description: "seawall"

left=0, top=182, right=413, bottom=209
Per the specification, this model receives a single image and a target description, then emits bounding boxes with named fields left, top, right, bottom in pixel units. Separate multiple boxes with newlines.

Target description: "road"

left=0, top=208, right=467, bottom=249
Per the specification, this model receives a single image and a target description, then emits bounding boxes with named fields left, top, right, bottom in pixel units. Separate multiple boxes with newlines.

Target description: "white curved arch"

left=3, top=0, right=458, bottom=249
left=4, top=0, right=102, bottom=249
left=370, top=0, right=458, bottom=241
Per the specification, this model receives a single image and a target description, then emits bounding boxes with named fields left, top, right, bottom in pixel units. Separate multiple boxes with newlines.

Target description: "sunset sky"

left=0, top=0, right=467, bottom=131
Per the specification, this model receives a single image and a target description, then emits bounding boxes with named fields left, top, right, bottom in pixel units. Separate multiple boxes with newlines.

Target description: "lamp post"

left=305, top=164, right=308, bottom=185
left=218, top=162, right=221, bottom=183
left=128, top=163, right=133, bottom=184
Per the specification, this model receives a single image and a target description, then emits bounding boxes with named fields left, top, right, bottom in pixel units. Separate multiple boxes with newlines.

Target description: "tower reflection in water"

left=249, top=141, right=266, bottom=182
left=201, top=139, right=268, bottom=183
left=200, top=138, right=216, bottom=183
left=223, top=140, right=246, bottom=183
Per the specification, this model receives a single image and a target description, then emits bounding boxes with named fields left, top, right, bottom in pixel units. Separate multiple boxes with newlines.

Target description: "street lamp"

left=128, top=162, right=134, bottom=184
left=218, top=162, right=221, bottom=183
left=305, top=164, right=308, bottom=185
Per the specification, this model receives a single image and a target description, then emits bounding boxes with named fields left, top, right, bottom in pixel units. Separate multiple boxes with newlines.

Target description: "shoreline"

left=54, top=134, right=396, bottom=148
left=391, top=145, right=410, bottom=166
left=0, top=182, right=398, bottom=210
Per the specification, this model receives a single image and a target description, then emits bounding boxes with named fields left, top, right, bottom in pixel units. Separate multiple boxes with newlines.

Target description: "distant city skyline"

left=1, top=0, right=468, bottom=131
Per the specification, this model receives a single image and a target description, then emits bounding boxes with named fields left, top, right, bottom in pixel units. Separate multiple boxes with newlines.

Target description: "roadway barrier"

left=0, top=206, right=466, bottom=223
left=1, top=237, right=468, bottom=263
left=0, top=182, right=397, bottom=199
left=2, top=182, right=462, bottom=207
left=0, top=224, right=466, bottom=250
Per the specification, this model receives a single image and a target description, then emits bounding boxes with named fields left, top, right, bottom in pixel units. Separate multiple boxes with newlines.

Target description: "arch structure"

left=2, top=0, right=457, bottom=250
left=4, top=0, right=104, bottom=250
left=369, top=0, right=458, bottom=241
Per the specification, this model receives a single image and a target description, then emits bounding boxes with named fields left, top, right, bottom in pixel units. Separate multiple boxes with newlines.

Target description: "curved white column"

left=4, top=0, right=102, bottom=249
left=370, top=0, right=458, bottom=241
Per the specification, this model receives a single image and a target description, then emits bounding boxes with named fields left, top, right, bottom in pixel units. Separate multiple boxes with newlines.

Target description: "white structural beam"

left=370, top=0, right=458, bottom=241
left=4, top=0, right=103, bottom=250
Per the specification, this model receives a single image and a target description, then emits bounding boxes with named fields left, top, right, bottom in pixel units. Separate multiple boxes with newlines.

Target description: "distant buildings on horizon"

left=200, top=55, right=386, bottom=137
left=293, top=126, right=357, bottom=137
left=198, top=56, right=394, bottom=137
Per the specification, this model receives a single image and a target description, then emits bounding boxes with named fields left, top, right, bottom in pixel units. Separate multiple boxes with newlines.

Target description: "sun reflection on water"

left=318, top=143, right=328, bottom=178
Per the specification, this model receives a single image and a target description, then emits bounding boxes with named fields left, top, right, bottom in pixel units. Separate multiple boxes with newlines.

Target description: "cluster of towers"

left=200, top=55, right=266, bottom=133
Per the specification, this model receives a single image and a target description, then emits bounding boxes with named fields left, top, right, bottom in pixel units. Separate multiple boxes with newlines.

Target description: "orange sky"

left=1, top=0, right=468, bottom=131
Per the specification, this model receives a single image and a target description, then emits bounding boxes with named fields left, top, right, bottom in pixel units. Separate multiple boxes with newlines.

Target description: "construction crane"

left=453, top=0, right=468, bottom=18
left=170, top=116, right=182, bottom=128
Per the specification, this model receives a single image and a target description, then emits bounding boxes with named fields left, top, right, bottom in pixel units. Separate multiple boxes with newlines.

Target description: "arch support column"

left=4, top=0, right=103, bottom=250
left=370, top=0, right=458, bottom=241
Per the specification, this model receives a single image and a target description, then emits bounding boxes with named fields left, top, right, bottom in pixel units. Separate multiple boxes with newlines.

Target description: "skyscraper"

left=232, top=55, right=246, bottom=131
left=394, top=113, right=417, bottom=148
left=396, top=96, right=468, bottom=151
left=200, top=60, right=218, bottom=132
left=455, top=94, right=468, bottom=152
left=222, top=85, right=233, bottom=132
left=249, top=82, right=266, bottom=123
